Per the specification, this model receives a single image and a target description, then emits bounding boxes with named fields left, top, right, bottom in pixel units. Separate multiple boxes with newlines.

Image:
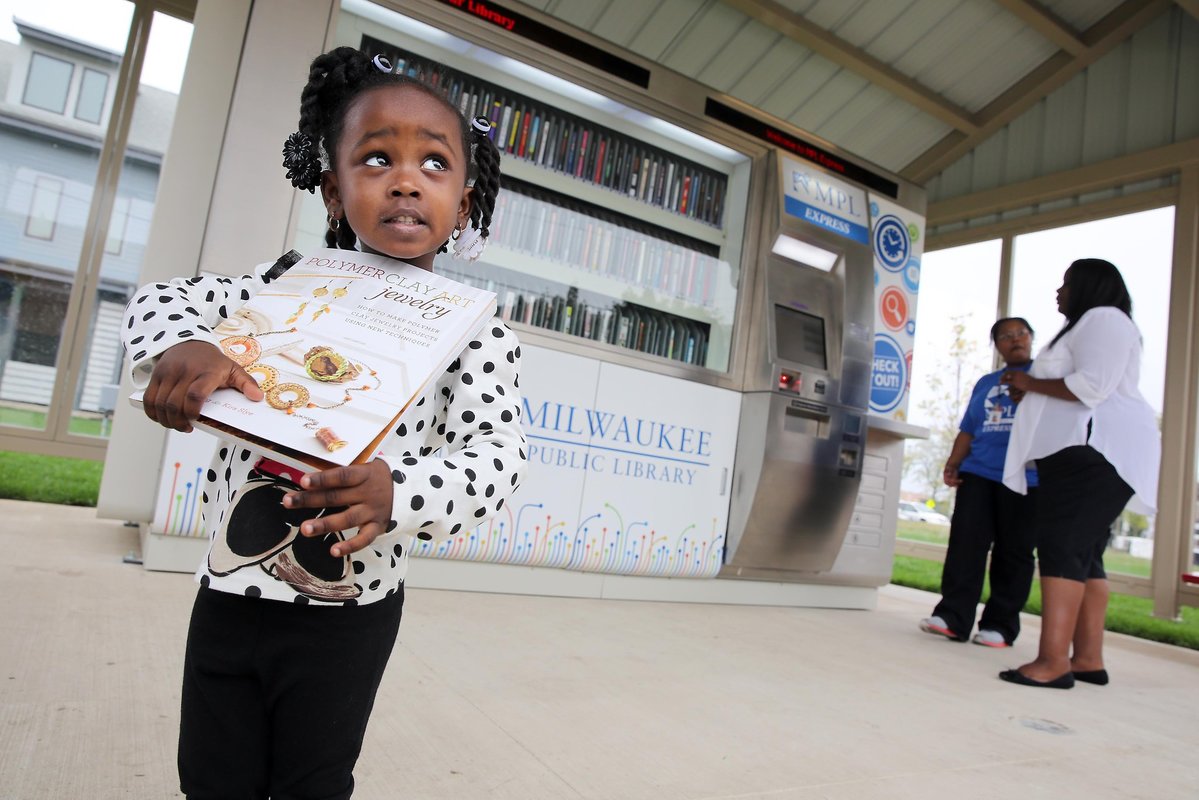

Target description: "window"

left=901, top=239, right=1002, bottom=510
left=75, top=68, right=109, bottom=123
left=23, top=52, right=73, bottom=114
left=25, top=176, right=64, bottom=240
left=1011, top=206, right=1175, bottom=578
left=0, top=0, right=193, bottom=444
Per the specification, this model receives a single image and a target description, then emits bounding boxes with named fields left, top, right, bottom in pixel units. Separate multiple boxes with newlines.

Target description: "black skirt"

left=1033, top=445, right=1133, bottom=581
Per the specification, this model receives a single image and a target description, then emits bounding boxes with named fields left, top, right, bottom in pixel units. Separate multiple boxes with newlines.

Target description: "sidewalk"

left=1, top=498, right=1196, bottom=799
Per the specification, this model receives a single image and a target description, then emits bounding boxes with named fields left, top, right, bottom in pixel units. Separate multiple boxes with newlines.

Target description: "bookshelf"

left=437, top=175, right=734, bottom=368
left=293, top=8, right=751, bottom=373
left=365, top=36, right=730, bottom=231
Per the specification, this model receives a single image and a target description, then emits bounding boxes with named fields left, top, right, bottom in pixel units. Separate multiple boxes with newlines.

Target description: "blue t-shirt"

left=958, top=363, right=1038, bottom=487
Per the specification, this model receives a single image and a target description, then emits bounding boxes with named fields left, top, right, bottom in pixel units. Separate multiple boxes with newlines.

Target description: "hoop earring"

left=450, top=226, right=462, bottom=241
left=328, top=215, right=340, bottom=234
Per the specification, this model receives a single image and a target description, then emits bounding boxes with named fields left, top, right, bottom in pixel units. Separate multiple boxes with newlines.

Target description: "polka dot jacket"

left=124, top=259, right=528, bottom=605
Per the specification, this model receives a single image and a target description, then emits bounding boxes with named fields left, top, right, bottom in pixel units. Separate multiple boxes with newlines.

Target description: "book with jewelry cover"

left=131, top=248, right=497, bottom=470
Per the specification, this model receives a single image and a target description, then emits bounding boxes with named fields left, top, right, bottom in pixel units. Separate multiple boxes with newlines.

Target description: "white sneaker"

left=972, top=629, right=1009, bottom=648
left=919, top=616, right=958, bottom=639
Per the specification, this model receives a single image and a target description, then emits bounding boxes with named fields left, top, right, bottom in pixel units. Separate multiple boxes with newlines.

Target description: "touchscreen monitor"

left=774, top=304, right=827, bottom=371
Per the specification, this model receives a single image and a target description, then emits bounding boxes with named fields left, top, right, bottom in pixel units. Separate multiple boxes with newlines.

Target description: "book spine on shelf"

left=574, top=128, right=589, bottom=179
left=497, top=102, right=512, bottom=151
left=518, top=110, right=533, bottom=158
left=508, top=105, right=522, bottom=152
left=598, top=136, right=611, bottom=187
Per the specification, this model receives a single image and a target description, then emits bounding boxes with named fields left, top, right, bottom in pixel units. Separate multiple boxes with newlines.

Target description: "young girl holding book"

left=123, top=47, right=525, bottom=797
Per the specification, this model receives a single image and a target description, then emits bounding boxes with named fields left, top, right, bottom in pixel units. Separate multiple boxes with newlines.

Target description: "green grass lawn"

left=1, top=449, right=1195, bottom=647
left=892, top=554, right=1199, bottom=650
left=0, top=450, right=104, bottom=506
left=898, top=520, right=1152, bottom=577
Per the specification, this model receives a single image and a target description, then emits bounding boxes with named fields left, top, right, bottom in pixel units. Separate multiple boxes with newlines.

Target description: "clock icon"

left=873, top=216, right=910, bottom=271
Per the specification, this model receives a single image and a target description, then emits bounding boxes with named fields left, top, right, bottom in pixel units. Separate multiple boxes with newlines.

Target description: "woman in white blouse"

left=998, top=258, right=1159, bottom=689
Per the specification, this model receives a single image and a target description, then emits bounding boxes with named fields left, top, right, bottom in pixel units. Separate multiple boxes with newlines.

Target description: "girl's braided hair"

left=281, top=46, right=501, bottom=252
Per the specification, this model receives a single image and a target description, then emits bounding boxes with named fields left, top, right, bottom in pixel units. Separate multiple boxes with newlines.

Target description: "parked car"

left=898, top=501, right=951, bottom=526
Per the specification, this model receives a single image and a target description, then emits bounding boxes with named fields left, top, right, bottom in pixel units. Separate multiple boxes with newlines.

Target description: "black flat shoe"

left=998, top=668, right=1075, bottom=689
left=1072, top=669, right=1110, bottom=686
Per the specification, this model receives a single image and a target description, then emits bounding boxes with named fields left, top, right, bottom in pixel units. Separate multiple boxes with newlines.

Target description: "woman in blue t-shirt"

left=920, top=317, right=1038, bottom=647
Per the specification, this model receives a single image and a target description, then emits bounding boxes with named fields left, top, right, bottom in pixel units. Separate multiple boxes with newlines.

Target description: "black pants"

left=1034, top=445, right=1133, bottom=581
left=179, top=586, right=404, bottom=800
left=933, top=473, right=1036, bottom=644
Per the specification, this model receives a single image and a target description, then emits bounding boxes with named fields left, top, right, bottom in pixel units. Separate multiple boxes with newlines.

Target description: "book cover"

left=131, top=249, right=496, bottom=471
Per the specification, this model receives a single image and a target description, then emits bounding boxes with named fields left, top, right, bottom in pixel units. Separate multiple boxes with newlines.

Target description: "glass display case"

left=294, top=1, right=751, bottom=372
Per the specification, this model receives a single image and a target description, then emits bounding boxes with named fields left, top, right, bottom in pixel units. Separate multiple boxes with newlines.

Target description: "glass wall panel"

left=899, top=239, right=1001, bottom=544
left=1011, top=206, right=1176, bottom=578
left=0, top=1, right=133, bottom=432
left=71, top=10, right=192, bottom=438
left=0, top=1, right=191, bottom=442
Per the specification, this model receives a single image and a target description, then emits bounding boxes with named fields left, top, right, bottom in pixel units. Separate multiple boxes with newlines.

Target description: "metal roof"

left=522, top=0, right=1196, bottom=210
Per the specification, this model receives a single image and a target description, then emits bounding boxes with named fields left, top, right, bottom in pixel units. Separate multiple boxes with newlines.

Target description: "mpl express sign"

left=781, top=156, right=869, bottom=244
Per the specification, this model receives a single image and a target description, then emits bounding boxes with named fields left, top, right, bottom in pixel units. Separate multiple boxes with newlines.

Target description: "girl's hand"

left=282, top=460, right=395, bottom=557
left=142, top=341, right=264, bottom=432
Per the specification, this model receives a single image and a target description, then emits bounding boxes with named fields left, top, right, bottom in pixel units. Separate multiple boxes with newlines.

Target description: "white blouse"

left=1002, top=306, right=1160, bottom=514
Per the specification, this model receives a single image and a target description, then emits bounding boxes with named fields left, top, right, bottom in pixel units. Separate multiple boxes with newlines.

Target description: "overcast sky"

left=0, top=0, right=190, bottom=92
left=909, top=205, right=1176, bottom=426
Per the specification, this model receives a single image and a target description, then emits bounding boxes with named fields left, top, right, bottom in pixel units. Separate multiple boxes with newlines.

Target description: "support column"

left=1152, top=166, right=1199, bottom=619
left=994, top=234, right=1014, bottom=371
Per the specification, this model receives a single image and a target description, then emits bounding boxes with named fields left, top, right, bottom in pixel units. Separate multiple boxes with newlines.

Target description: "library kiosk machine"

left=724, top=153, right=874, bottom=579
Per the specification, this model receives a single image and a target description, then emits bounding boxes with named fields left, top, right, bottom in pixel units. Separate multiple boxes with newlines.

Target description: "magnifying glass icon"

left=884, top=293, right=903, bottom=322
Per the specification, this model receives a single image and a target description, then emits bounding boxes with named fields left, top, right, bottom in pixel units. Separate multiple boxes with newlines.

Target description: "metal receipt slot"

left=723, top=152, right=872, bottom=578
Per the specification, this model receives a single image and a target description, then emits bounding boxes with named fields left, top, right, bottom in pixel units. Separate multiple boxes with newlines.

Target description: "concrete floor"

left=1, top=498, right=1197, bottom=799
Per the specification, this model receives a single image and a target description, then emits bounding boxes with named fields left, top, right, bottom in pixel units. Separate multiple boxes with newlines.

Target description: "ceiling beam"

left=993, top=0, right=1087, bottom=55
left=901, top=0, right=1172, bottom=185
left=720, top=0, right=980, bottom=135
left=1176, top=0, right=1199, bottom=20
left=926, top=136, right=1199, bottom=226
left=926, top=186, right=1177, bottom=251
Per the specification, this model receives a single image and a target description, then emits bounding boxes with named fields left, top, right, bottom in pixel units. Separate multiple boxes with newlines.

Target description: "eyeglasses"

left=995, top=329, right=1031, bottom=343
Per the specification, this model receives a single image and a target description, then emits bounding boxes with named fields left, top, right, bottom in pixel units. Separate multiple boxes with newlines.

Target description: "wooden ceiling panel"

left=697, top=22, right=784, bottom=91
left=625, top=0, right=710, bottom=61
left=589, top=0, right=661, bottom=44
left=659, top=2, right=748, bottom=76
left=727, top=37, right=813, bottom=104
left=785, top=68, right=872, bottom=131
left=504, top=0, right=1183, bottom=195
